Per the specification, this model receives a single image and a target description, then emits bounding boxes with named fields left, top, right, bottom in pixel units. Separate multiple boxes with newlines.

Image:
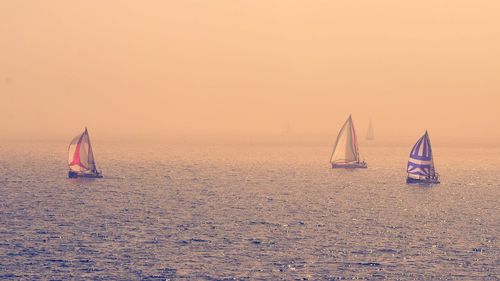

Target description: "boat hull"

left=406, top=177, right=439, bottom=185
left=68, top=171, right=103, bottom=178
left=331, top=162, right=368, bottom=169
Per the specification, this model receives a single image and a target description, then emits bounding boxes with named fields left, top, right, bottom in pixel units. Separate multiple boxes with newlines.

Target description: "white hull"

left=331, top=162, right=368, bottom=169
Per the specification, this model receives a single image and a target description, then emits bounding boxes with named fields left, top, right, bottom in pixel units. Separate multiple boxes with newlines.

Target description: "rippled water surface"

left=0, top=141, right=499, bottom=280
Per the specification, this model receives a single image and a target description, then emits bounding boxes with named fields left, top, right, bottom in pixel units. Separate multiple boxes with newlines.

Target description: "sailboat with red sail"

left=68, top=128, right=102, bottom=178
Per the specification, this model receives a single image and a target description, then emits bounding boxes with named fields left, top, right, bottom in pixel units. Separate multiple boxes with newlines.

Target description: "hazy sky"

left=1, top=1, right=499, bottom=143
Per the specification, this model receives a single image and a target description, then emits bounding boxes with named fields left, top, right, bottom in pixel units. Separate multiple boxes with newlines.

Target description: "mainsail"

left=366, top=119, right=375, bottom=140
left=407, top=131, right=436, bottom=180
left=68, top=128, right=98, bottom=173
left=330, top=115, right=362, bottom=164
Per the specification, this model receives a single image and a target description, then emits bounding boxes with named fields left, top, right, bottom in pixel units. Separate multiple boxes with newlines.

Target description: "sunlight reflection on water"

left=0, top=142, right=498, bottom=280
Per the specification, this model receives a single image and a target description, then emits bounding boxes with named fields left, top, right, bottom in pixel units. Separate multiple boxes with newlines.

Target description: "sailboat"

left=283, top=121, right=292, bottom=135
left=330, top=115, right=367, bottom=168
left=366, top=119, right=375, bottom=140
left=68, top=128, right=103, bottom=178
left=406, top=131, right=439, bottom=184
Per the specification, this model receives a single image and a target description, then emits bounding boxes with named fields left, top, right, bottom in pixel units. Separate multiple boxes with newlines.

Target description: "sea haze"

left=0, top=142, right=498, bottom=280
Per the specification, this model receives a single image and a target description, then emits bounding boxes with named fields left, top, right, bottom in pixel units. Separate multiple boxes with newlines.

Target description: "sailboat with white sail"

left=330, top=115, right=367, bottom=169
left=366, top=119, right=375, bottom=141
left=406, top=131, right=439, bottom=184
left=68, top=128, right=102, bottom=178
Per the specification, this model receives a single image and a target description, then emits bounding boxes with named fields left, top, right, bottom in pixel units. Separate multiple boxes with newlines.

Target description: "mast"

left=425, top=131, right=436, bottom=178
left=85, top=127, right=98, bottom=173
left=350, top=115, right=361, bottom=162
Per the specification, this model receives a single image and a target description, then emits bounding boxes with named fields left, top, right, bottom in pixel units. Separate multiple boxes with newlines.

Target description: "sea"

left=0, top=141, right=498, bottom=280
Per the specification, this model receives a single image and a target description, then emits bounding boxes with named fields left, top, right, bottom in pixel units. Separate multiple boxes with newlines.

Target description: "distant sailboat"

left=68, top=128, right=102, bottom=178
left=406, top=131, right=439, bottom=184
left=366, top=119, right=375, bottom=140
left=283, top=121, right=292, bottom=135
left=330, top=115, right=367, bottom=168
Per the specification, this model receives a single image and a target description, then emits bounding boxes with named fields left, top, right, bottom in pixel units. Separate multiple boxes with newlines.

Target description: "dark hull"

left=406, top=177, right=439, bottom=185
left=68, top=171, right=103, bottom=178
left=331, top=162, right=368, bottom=169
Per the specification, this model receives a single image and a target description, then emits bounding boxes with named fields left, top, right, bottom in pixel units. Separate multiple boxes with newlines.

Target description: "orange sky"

left=1, top=1, right=499, bottom=144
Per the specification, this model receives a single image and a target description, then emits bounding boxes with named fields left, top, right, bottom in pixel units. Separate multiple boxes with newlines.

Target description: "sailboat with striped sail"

left=406, top=131, right=439, bottom=184
left=68, top=128, right=102, bottom=178
left=330, top=115, right=367, bottom=169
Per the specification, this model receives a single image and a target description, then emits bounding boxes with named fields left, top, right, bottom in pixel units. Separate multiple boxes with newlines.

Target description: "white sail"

left=330, top=116, right=361, bottom=164
left=68, top=128, right=98, bottom=173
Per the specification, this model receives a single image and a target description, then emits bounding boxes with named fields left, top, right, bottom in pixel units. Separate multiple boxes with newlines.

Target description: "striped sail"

left=330, top=115, right=361, bottom=164
left=407, top=131, right=436, bottom=180
left=68, top=128, right=98, bottom=173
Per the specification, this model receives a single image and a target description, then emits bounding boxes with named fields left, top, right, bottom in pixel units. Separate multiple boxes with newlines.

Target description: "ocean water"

left=0, top=141, right=498, bottom=280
